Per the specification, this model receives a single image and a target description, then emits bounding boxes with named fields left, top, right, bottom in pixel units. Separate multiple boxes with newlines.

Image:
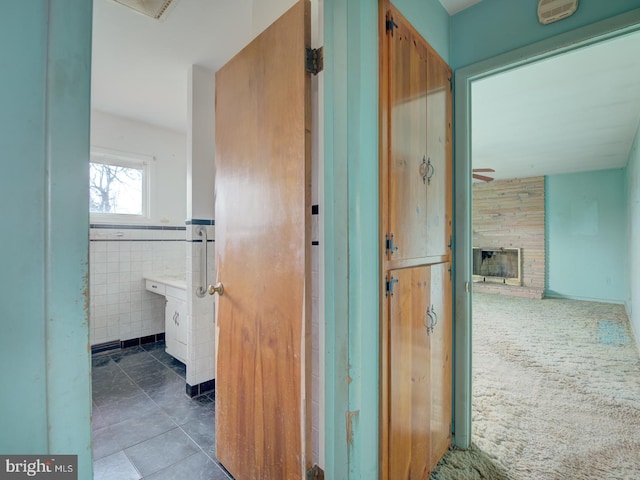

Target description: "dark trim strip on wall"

left=90, top=239, right=185, bottom=242
left=185, top=219, right=215, bottom=226
left=90, top=224, right=186, bottom=231
left=90, top=333, right=166, bottom=355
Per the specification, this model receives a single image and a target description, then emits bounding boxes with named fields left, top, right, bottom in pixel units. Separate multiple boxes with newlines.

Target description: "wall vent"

left=538, top=0, right=578, bottom=25
left=112, top=0, right=177, bottom=21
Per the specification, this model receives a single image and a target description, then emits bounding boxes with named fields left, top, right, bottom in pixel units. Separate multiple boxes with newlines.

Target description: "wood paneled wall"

left=472, top=176, right=545, bottom=299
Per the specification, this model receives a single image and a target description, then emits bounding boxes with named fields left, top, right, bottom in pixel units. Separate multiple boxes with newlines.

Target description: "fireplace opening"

left=473, top=247, right=521, bottom=286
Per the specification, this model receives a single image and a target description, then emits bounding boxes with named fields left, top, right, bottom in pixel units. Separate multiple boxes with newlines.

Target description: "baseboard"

left=91, top=340, right=121, bottom=355
left=120, top=332, right=166, bottom=349
left=544, top=292, right=626, bottom=305
left=91, top=332, right=166, bottom=355
left=186, top=379, right=215, bottom=398
left=627, top=301, right=640, bottom=353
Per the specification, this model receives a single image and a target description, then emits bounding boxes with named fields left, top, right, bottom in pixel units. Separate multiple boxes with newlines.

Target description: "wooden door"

left=214, top=2, right=311, bottom=479
left=387, top=15, right=429, bottom=262
left=428, top=262, right=452, bottom=466
left=380, top=2, right=453, bottom=479
left=388, top=266, right=432, bottom=479
left=425, top=52, right=452, bottom=258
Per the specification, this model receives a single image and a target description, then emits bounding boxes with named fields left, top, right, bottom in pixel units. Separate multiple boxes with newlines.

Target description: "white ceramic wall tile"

left=185, top=232, right=216, bottom=387
left=89, top=227, right=186, bottom=345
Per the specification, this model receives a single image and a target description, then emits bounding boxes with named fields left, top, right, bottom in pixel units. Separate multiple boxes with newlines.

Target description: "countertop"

left=144, top=273, right=187, bottom=290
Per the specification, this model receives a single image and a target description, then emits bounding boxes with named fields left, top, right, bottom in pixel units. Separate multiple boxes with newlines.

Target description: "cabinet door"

left=428, top=262, right=452, bottom=466
left=165, top=296, right=178, bottom=358
left=174, top=299, right=187, bottom=346
left=174, top=299, right=187, bottom=362
left=387, top=18, right=429, bottom=262
left=388, top=266, right=431, bottom=480
left=425, top=52, right=452, bottom=257
left=165, top=296, right=187, bottom=363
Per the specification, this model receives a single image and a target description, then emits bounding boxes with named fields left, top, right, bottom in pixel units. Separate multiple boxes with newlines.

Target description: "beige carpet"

left=432, top=293, right=640, bottom=480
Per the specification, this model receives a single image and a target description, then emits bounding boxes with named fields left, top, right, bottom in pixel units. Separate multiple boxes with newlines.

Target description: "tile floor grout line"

left=92, top=342, right=227, bottom=479
left=177, top=423, right=233, bottom=478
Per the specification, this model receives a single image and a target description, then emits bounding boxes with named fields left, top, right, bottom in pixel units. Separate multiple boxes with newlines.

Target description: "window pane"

left=89, top=162, right=143, bottom=215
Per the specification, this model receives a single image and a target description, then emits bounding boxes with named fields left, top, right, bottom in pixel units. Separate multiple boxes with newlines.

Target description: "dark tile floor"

left=92, top=341, right=232, bottom=480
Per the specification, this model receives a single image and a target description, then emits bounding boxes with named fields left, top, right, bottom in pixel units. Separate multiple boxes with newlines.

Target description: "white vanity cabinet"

left=164, top=285, right=187, bottom=363
left=145, top=276, right=188, bottom=364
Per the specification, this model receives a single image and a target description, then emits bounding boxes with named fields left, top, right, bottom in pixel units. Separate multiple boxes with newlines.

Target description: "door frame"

left=453, top=7, right=640, bottom=448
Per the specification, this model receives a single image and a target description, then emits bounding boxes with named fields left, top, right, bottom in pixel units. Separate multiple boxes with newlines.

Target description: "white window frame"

left=89, top=147, right=152, bottom=222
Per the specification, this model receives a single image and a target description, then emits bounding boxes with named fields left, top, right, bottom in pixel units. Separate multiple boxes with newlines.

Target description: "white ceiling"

left=91, top=0, right=254, bottom=132
left=472, top=31, right=640, bottom=181
left=91, top=0, right=480, bottom=133
left=439, top=0, right=481, bottom=15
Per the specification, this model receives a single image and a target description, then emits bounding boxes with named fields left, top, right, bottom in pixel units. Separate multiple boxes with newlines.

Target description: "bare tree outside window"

left=90, top=161, right=144, bottom=215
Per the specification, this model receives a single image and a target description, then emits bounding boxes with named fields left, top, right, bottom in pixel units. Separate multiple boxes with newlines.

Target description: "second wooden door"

left=214, top=2, right=312, bottom=478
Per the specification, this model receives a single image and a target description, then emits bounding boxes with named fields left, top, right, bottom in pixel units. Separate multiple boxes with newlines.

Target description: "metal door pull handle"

left=208, top=282, right=224, bottom=296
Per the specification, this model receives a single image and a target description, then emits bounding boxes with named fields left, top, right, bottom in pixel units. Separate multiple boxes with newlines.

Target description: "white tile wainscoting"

left=89, top=225, right=187, bottom=346
left=185, top=221, right=216, bottom=388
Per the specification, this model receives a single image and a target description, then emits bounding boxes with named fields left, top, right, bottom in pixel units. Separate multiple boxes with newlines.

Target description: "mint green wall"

left=0, top=1, right=93, bottom=476
left=1, top=1, right=49, bottom=454
left=626, top=120, right=640, bottom=349
left=323, top=0, right=450, bottom=477
left=451, top=0, right=640, bottom=68
left=546, top=169, right=627, bottom=303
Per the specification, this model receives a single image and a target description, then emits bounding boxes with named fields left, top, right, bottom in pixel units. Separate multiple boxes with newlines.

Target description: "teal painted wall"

left=546, top=169, right=627, bottom=303
left=0, top=1, right=93, bottom=476
left=323, top=0, right=450, bottom=477
left=451, top=0, right=640, bottom=68
left=1, top=1, right=49, bottom=454
left=626, top=119, right=640, bottom=349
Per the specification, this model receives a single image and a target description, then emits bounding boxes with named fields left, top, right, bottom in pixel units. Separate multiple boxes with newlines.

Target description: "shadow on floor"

left=430, top=443, right=510, bottom=480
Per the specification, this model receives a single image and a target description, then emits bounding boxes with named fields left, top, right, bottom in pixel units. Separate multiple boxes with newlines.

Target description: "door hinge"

left=448, top=235, right=452, bottom=250
left=385, top=233, right=398, bottom=256
left=306, top=465, right=324, bottom=480
left=385, top=274, right=399, bottom=297
left=449, top=76, right=453, bottom=91
left=386, top=15, right=398, bottom=35
left=306, top=47, right=324, bottom=75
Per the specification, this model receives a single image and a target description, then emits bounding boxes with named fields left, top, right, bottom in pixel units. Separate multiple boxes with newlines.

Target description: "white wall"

left=185, top=67, right=216, bottom=389
left=90, top=109, right=187, bottom=226
left=89, top=110, right=188, bottom=345
left=251, top=0, right=297, bottom=36
left=627, top=120, right=640, bottom=351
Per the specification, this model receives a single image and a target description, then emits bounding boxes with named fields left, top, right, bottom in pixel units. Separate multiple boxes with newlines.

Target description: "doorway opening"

left=452, top=15, right=640, bottom=479
left=89, top=1, right=325, bottom=479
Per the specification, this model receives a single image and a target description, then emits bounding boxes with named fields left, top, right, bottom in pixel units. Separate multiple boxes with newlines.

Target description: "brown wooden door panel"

left=389, top=266, right=432, bottom=480
left=425, top=52, right=452, bottom=258
left=388, top=21, right=429, bottom=261
left=214, top=2, right=311, bottom=478
left=428, top=262, right=452, bottom=466
left=380, top=2, right=453, bottom=479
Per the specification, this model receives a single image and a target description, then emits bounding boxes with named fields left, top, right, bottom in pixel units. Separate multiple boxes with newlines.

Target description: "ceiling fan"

left=472, top=168, right=495, bottom=182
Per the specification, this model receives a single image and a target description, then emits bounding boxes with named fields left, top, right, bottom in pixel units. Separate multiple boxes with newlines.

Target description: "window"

left=89, top=148, right=150, bottom=219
